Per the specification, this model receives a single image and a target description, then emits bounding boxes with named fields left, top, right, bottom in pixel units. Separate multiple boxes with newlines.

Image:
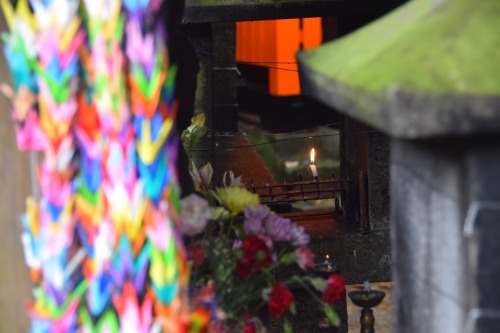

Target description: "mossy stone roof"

left=298, top=0, right=500, bottom=138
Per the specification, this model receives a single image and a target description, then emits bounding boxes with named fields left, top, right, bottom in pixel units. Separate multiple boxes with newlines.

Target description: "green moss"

left=303, top=0, right=500, bottom=95
left=194, top=65, right=208, bottom=116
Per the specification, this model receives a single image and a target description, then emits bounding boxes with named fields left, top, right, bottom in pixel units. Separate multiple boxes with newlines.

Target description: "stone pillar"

left=298, top=0, right=500, bottom=331
left=391, top=136, right=500, bottom=332
left=391, top=138, right=467, bottom=333
left=184, top=23, right=215, bottom=169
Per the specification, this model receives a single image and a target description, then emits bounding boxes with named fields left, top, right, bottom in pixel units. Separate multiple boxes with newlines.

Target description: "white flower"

left=180, top=194, right=211, bottom=236
left=261, top=287, right=271, bottom=301
left=189, top=161, right=213, bottom=195
left=222, top=170, right=243, bottom=187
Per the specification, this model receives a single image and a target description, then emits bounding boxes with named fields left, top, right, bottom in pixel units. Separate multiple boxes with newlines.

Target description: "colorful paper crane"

left=2, top=0, right=192, bottom=331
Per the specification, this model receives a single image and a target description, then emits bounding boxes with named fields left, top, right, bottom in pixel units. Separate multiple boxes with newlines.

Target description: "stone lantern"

left=298, top=1, right=500, bottom=332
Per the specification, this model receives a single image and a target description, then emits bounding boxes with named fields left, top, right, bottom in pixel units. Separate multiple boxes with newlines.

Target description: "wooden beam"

left=183, top=0, right=406, bottom=24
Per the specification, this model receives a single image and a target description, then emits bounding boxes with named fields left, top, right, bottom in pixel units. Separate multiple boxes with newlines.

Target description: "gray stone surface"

left=310, top=230, right=392, bottom=285
left=391, top=139, right=467, bottom=333
left=391, top=137, right=500, bottom=333
left=368, top=132, right=390, bottom=230
left=464, top=141, right=500, bottom=333
left=212, top=22, right=238, bottom=132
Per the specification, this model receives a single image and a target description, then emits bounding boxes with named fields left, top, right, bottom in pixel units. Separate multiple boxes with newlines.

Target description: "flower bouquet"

left=180, top=163, right=346, bottom=332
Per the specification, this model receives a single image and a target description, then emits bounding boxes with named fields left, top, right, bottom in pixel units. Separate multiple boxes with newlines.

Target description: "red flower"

left=322, top=273, right=345, bottom=304
left=244, top=323, right=256, bottom=333
left=268, top=282, right=294, bottom=318
left=187, top=242, right=206, bottom=266
left=237, top=236, right=273, bottom=278
left=243, top=316, right=257, bottom=333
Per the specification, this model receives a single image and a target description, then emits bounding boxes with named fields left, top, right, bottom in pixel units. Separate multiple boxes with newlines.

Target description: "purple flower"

left=233, top=239, right=242, bottom=249
left=244, top=218, right=264, bottom=235
left=243, top=205, right=269, bottom=235
left=265, top=214, right=293, bottom=243
left=244, top=205, right=270, bottom=221
left=291, top=225, right=310, bottom=246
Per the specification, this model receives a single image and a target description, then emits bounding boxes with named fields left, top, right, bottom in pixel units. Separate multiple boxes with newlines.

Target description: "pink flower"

left=180, top=194, right=211, bottom=236
left=257, top=235, right=273, bottom=250
left=295, top=247, right=315, bottom=270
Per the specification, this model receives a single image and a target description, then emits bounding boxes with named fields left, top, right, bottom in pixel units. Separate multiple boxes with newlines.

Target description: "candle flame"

left=310, top=148, right=316, bottom=164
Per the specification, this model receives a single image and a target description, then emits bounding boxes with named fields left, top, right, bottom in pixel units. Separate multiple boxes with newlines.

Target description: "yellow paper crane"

left=136, top=118, right=173, bottom=165
left=0, top=0, right=36, bottom=31
left=59, top=17, right=82, bottom=54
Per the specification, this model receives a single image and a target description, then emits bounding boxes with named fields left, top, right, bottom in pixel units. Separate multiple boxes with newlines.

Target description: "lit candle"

left=324, top=254, right=331, bottom=265
left=364, top=280, right=371, bottom=292
left=324, top=254, right=333, bottom=271
left=309, top=148, right=318, bottom=178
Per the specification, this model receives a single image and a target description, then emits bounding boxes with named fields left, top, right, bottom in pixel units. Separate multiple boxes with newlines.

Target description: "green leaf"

left=234, top=224, right=244, bottom=238
left=165, top=63, right=178, bottom=92
left=309, top=277, right=328, bottom=292
left=323, top=303, right=340, bottom=326
left=170, top=183, right=182, bottom=212
left=181, top=129, right=190, bottom=144
left=289, top=302, right=297, bottom=315
left=284, top=317, right=293, bottom=333
left=234, top=249, right=243, bottom=259
left=280, top=252, right=296, bottom=265
left=191, top=114, right=206, bottom=127
left=187, top=126, right=208, bottom=150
